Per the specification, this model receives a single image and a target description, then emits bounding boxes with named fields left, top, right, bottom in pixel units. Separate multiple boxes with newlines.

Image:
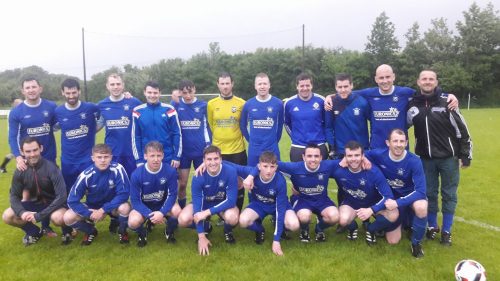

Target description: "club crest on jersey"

left=318, top=174, right=324, bottom=181
left=194, top=107, right=200, bottom=113
left=397, top=168, right=404, bottom=176
left=393, top=96, right=399, bottom=102
left=313, top=102, right=320, bottom=110
left=359, top=178, right=366, bottom=186
left=80, top=113, right=87, bottom=119
left=123, top=104, right=130, bottom=111
left=231, top=106, right=237, bottom=113
left=43, top=111, right=49, bottom=117
left=160, top=177, right=167, bottom=185
left=218, top=180, right=225, bottom=187
left=267, top=107, right=273, bottom=113
left=108, top=180, right=115, bottom=188
left=353, top=108, right=360, bottom=116
left=269, top=189, right=275, bottom=196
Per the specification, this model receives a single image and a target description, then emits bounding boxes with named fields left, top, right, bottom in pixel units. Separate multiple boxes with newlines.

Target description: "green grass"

left=0, top=108, right=499, bottom=281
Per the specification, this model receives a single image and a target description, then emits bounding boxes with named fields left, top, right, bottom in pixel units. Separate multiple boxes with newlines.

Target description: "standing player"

left=8, top=77, right=57, bottom=171
left=55, top=78, right=101, bottom=191
left=175, top=80, right=211, bottom=209
left=240, top=73, right=284, bottom=166
left=335, top=141, right=397, bottom=246
left=246, top=144, right=339, bottom=242
left=408, top=70, right=472, bottom=246
left=178, top=145, right=239, bottom=256
left=170, top=88, right=182, bottom=106
left=207, top=72, right=246, bottom=211
left=284, top=73, right=328, bottom=161
left=364, top=129, right=428, bottom=257
left=64, top=144, right=131, bottom=245
left=132, top=81, right=182, bottom=168
left=128, top=141, right=181, bottom=247
left=98, top=73, right=142, bottom=176
left=2, top=137, right=72, bottom=245
left=226, top=151, right=299, bottom=256
left=1, top=98, right=23, bottom=173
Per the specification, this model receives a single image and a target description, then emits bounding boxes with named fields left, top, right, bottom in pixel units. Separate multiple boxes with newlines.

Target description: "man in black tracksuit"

left=407, top=70, right=472, bottom=246
left=2, top=137, right=72, bottom=246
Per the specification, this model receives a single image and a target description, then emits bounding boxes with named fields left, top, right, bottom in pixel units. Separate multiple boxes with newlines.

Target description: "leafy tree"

left=365, top=12, right=400, bottom=67
left=423, top=18, right=457, bottom=63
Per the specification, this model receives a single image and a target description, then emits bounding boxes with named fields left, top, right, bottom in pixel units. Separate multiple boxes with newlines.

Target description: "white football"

left=455, top=259, right=487, bottom=281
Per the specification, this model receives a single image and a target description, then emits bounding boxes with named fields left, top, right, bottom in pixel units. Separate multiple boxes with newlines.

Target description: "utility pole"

left=302, top=24, right=305, bottom=72
left=82, top=27, right=88, bottom=101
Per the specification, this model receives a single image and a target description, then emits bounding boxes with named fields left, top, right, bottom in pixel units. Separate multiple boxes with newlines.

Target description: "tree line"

left=0, top=2, right=498, bottom=107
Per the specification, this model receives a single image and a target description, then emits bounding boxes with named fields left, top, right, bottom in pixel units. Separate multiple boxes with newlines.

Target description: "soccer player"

left=128, top=141, right=181, bottom=247
left=407, top=70, right=472, bottom=246
left=55, top=78, right=101, bottom=191
left=64, top=144, right=131, bottom=246
left=246, top=144, right=339, bottom=242
left=364, top=129, right=428, bottom=257
left=2, top=137, right=71, bottom=246
left=175, top=80, right=211, bottom=209
left=177, top=145, right=239, bottom=256
left=132, top=80, right=182, bottom=168
left=240, top=73, right=284, bottom=166
left=224, top=152, right=299, bottom=256
left=324, top=64, right=458, bottom=149
left=170, top=88, right=182, bottom=106
left=207, top=72, right=246, bottom=211
left=325, top=73, right=370, bottom=158
left=98, top=73, right=142, bottom=176
left=336, top=141, right=397, bottom=246
left=1, top=98, right=23, bottom=173
left=8, top=77, right=57, bottom=171
left=284, top=73, right=328, bottom=161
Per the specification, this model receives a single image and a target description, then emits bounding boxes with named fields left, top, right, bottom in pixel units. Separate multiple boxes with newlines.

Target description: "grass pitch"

left=0, top=108, right=498, bottom=281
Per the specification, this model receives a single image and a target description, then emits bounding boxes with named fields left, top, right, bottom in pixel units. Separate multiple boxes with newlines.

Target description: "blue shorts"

left=293, top=196, right=335, bottom=215
left=179, top=154, right=203, bottom=170
left=340, top=198, right=376, bottom=210
left=247, top=201, right=293, bottom=219
left=113, top=155, right=136, bottom=177
left=21, top=201, right=51, bottom=213
left=386, top=205, right=412, bottom=232
left=62, top=160, right=92, bottom=192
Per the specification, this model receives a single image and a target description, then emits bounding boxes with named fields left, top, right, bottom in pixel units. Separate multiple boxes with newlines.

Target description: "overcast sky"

left=0, top=0, right=492, bottom=78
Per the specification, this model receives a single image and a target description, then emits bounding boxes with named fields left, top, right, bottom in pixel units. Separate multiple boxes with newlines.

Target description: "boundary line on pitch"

left=454, top=216, right=500, bottom=232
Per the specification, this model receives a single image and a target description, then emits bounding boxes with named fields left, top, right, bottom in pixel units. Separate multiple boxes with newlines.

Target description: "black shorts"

left=222, top=150, right=247, bottom=165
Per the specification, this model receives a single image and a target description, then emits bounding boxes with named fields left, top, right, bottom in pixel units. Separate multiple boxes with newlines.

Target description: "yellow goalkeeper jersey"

left=207, top=95, right=246, bottom=154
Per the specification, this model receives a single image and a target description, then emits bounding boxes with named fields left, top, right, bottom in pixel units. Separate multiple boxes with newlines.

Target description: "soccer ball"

left=455, top=259, right=487, bottom=281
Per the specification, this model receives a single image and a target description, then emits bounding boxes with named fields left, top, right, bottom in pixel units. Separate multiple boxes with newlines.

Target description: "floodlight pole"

left=82, top=27, right=88, bottom=101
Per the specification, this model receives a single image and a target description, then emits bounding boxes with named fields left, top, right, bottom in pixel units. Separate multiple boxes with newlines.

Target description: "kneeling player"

left=128, top=141, right=181, bottom=247
left=336, top=141, right=398, bottom=246
left=226, top=151, right=299, bottom=256
left=365, top=129, right=428, bottom=257
left=64, top=144, right=131, bottom=245
left=178, top=145, right=239, bottom=256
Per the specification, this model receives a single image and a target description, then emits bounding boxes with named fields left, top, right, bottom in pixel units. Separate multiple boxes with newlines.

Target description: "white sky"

left=0, top=0, right=492, bottom=78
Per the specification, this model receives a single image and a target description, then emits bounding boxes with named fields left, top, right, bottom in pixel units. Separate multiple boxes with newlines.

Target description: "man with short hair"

left=364, top=129, right=428, bottom=258
left=178, top=145, right=239, bottom=256
left=240, top=73, right=283, bottom=166
left=207, top=72, right=246, bottom=211
left=407, top=70, right=472, bottom=246
left=170, top=88, right=182, bottom=106
left=175, top=80, right=211, bottom=209
left=2, top=137, right=71, bottom=246
left=1, top=99, right=24, bottom=173
left=98, top=73, right=142, bottom=176
left=128, top=141, right=181, bottom=247
left=132, top=81, right=182, bottom=168
left=8, top=77, right=57, bottom=171
left=284, top=73, right=328, bottom=161
left=225, top=151, right=300, bottom=256
left=55, top=78, right=101, bottom=191
left=64, top=144, right=131, bottom=246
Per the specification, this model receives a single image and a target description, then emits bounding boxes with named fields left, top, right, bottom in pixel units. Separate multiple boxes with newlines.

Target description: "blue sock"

left=315, top=217, right=332, bottom=233
left=223, top=223, right=233, bottom=234
left=118, top=215, right=129, bottom=234
left=72, top=221, right=95, bottom=234
left=61, top=225, right=73, bottom=235
left=348, top=220, right=358, bottom=231
left=442, top=213, right=454, bottom=233
left=427, top=212, right=438, bottom=228
left=411, top=216, right=427, bottom=245
left=21, top=222, right=41, bottom=236
left=247, top=221, right=264, bottom=233
left=166, top=217, right=178, bottom=234
left=41, top=217, right=50, bottom=229
left=132, top=225, right=146, bottom=237
left=300, top=223, right=309, bottom=231
left=367, top=215, right=391, bottom=233
left=178, top=198, right=187, bottom=209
